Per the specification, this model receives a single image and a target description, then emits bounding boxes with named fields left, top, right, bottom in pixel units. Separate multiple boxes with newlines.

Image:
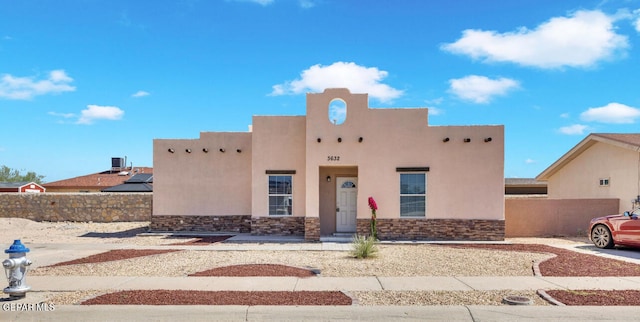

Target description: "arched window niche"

left=328, top=98, right=347, bottom=125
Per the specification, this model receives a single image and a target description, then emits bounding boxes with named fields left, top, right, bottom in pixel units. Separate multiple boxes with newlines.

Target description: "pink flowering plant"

left=368, top=196, right=378, bottom=239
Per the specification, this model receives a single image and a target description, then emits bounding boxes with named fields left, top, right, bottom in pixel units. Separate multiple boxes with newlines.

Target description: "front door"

left=336, top=177, right=357, bottom=232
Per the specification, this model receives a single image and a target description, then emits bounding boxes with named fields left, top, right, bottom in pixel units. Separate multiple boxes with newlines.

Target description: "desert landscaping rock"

left=545, top=290, right=640, bottom=306
left=189, top=264, right=317, bottom=277
left=81, top=290, right=353, bottom=306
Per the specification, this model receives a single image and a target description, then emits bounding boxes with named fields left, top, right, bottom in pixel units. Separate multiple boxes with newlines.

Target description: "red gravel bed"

left=446, top=244, right=640, bottom=276
left=48, top=249, right=182, bottom=267
left=81, top=290, right=352, bottom=306
left=166, top=235, right=233, bottom=245
left=190, top=264, right=317, bottom=277
left=545, top=290, right=640, bottom=306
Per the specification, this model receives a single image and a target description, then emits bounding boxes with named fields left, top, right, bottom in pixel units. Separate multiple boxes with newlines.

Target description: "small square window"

left=599, top=178, right=610, bottom=187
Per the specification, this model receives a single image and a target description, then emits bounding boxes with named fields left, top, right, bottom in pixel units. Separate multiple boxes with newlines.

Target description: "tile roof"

left=43, top=167, right=153, bottom=189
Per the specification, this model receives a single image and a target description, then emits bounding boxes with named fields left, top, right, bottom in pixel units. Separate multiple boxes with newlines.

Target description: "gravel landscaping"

left=5, top=218, right=640, bottom=306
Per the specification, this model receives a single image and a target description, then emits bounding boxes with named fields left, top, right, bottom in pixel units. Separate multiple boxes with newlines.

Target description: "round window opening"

left=329, top=99, right=346, bottom=125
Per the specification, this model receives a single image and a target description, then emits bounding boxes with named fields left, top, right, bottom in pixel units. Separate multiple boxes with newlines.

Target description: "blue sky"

left=1, top=0, right=640, bottom=182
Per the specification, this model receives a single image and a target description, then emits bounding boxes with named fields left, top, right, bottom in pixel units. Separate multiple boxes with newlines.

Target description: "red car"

left=589, top=208, right=640, bottom=249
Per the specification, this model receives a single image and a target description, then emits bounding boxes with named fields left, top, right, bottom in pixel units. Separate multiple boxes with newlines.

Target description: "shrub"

left=350, top=235, right=378, bottom=259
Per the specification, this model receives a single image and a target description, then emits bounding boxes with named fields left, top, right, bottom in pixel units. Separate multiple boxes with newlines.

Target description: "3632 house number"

left=327, top=156, right=340, bottom=161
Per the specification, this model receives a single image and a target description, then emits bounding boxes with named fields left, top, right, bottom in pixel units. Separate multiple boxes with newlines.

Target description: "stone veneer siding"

left=251, top=216, right=305, bottom=236
left=304, top=217, right=320, bottom=241
left=357, top=218, right=504, bottom=241
left=150, top=215, right=252, bottom=232
left=0, top=193, right=151, bottom=222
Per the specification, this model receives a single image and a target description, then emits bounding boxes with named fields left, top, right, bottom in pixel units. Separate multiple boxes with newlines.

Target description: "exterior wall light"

left=317, top=138, right=321, bottom=143
left=202, top=148, right=209, bottom=153
left=219, top=148, right=225, bottom=153
left=464, top=138, right=471, bottom=143
left=326, top=176, right=331, bottom=182
left=236, top=149, right=242, bottom=153
left=443, top=137, right=450, bottom=143
left=484, top=137, right=492, bottom=142
left=168, top=148, right=175, bottom=153
left=358, top=137, right=363, bottom=142
left=337, top=137, right=342, bottom=143
left=185, top=149, right=192, bottom=153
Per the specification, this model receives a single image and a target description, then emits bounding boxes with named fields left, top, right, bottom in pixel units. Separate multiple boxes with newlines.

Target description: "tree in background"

left=0, top=165, right=45, bottom=184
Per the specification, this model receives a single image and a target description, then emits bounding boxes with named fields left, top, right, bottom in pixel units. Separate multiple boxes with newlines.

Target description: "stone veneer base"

left=251, top=216, right=305, bottom=236
left=150, top=215, right=252, bottom=233
left=357, top=218, right=504, bottom=241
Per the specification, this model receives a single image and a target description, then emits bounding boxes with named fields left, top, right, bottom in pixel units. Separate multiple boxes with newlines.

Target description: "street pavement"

left=2, top=238, right=640, bottom=321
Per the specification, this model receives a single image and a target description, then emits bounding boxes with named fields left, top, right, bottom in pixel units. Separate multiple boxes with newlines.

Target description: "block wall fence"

left=0, top=193, right=621, bottom=238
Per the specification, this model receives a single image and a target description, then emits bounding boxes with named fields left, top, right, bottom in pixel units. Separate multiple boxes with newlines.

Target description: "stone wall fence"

left=0, top=193, right=152, bottom=222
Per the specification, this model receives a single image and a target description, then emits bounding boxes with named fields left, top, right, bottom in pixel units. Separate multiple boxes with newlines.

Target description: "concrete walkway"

left=4, top=239, right=640, bottom=321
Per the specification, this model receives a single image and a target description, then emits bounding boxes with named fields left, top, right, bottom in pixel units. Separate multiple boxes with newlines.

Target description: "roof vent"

left=118, top=171, right=129, bottom=176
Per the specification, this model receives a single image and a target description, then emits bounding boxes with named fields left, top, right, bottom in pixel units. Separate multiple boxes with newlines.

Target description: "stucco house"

left=536, top=133, right=640, bottom=213
left=151, top=88, right=505, bottom=241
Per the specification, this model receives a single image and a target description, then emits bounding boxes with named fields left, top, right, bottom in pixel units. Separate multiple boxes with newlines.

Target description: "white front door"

left=336, top=177, right=357, bottom=232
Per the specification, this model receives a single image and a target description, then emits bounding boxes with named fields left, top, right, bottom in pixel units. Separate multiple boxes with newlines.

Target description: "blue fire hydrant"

left=3, top=240, right=32, bottom=299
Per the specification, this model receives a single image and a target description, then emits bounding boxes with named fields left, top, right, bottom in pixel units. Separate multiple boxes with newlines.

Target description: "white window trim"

left=599, top=178, right=610, bottom=187
left=268, top=175, right=293, bottom=216
left=399, top=172, right=427, bottom=218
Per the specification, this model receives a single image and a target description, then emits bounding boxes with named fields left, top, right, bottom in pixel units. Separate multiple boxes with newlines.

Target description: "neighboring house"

left=44, top=163, right=153, bottom=192
left=152, top=88, right=505, bottom=241
left=536, top=133, right=640, bottom=213
left=101, top=173, right=153, bottom=192
left=0, top=182, right=46, bottom=193
left=504, top=178, right=547, bottom=195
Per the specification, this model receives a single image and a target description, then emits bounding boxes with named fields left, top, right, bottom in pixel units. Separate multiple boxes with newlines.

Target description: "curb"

left=536, top=289, right=566, bottom=306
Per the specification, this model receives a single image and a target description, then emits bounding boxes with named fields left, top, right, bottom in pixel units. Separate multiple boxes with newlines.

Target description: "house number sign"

left=327, top=156, right=340, bottom=161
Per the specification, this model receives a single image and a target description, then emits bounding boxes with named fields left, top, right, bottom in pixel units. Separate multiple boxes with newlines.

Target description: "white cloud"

left=427, top=107, right=444, bottom=116
left=0, top=70, right=76, bottom=100
left=580, top=102, right=640, bottom=124
left=442, top=10, right=628, bottom=68
left=560, top=113, right=570, bottom=118
left=299, top=0, right=315, bottom=8
left=525, top=158, right=536, bottom=164
left=132, top=90, right=150, bottom=98
left=271, top=62, right=403, bottom=103
left=634, top=9, right=640, bottom=32
left=77, top=105, right=124, bottom=125
left=559, top=124, right=589, bottom=135
left=448, top=75, right=519, bottom=104
left=48, top=111, right=76, bottom=119
left=230, top=0, right=274, bottom=5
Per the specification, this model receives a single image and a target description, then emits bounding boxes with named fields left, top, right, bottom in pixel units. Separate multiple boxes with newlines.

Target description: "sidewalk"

left=5, top=305, right=640, bottom=321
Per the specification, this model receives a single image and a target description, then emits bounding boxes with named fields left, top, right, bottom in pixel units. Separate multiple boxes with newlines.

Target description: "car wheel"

left=591, top=224, right=614, bottom=249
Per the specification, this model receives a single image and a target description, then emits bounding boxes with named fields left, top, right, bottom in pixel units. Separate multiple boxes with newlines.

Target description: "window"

left=400, top=173, right=426, bottom=217
left=599, top=178, right=610, bottom=187
left=268, top=175, right=292, bottom=215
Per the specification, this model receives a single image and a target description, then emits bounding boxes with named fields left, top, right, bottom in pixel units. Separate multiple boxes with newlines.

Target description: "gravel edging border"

left=532, top=252, right=566, bottom=306
left=536, top=290, right=566, bottom=306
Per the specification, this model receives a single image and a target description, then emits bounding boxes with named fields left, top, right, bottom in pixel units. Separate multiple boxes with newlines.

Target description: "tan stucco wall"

left=153, top=132, right=252, bottom=216
left=547, top=142, right=640, bottom=212
left=505, top=196, right=619, bottom=237
left=305, top=89, right=504, bottom=221
left=251, top=116, right=306, bottom=218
